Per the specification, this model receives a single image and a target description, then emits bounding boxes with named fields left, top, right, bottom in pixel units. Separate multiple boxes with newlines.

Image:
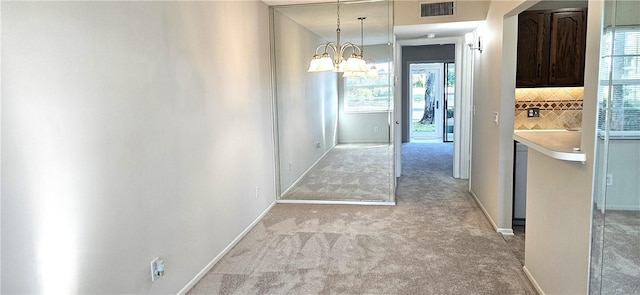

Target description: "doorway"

left=409, top=62, right=455, bottom=142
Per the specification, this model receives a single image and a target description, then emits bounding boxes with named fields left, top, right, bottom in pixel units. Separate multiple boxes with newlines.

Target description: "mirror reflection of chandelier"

left=307, top=0, right=367, bottom=73
left=343, top=17, right=378, bottom=78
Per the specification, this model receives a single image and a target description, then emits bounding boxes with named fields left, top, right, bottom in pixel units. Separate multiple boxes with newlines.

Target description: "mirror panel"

left=590, top=0, right=640, bottom=293
left=271, top=1, right=394, bottom=202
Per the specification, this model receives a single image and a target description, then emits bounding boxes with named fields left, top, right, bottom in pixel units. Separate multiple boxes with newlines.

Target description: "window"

left=344, top=62, right=392, bottom=113
left=598, top=25, right=640, bottom=136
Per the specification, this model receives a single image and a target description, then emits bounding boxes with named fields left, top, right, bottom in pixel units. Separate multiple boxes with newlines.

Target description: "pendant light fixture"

left=343, top=17, right=379, bottom=78
left=307, top=0, right=367, bottom=73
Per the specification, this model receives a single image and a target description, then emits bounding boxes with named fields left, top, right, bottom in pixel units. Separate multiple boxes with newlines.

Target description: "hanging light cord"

left=359, top=17, right=366, bottom=58
left=336, top=0, right=341, bottom=53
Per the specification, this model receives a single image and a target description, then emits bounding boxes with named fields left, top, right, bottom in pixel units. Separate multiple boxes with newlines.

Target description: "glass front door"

left=409, top=62, right=455, bottom=142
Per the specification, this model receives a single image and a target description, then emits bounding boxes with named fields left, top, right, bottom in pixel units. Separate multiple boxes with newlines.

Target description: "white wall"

left=470, top=0, right=603, bottom=293
left=338, top=44, right=392, bottom=144
left=272, top=10, right=339, bottom=194
left=1, top=1, right=275, bottom=293
left=469, top=0, right=529, bottom=233
left=595, top=139, right=640, bottom=210
left=523, top=0, right=603, bottom=293
left=524, top=150, right=594, bottom=294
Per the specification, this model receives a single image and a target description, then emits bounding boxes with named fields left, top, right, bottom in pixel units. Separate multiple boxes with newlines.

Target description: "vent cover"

left=420, top=1, right=455, bottom=17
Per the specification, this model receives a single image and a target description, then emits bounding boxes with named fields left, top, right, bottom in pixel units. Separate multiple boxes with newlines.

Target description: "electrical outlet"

left=374, top=126, right=379, bottom=133
left=316, top=142, right=321, bottom=148
left=255, top=186, right=260, bottom=198
left=527, top=107, right=540, bottom=118
left=493, top=112, right=499, bottom=125
left=606, top=174, right=613, bottom=186
left=150, top=257, right=164, bottom=282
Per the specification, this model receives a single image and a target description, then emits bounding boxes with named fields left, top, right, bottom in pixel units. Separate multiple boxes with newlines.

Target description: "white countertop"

left=513, top=130, right=586, bottom=162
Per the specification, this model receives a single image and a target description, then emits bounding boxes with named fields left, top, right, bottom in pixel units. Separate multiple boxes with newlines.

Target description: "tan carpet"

left=590, top=210, right=640, bottom=294
left=188, top=142, right=537, bottom=294
left=281, top=144, right=392, bottom=202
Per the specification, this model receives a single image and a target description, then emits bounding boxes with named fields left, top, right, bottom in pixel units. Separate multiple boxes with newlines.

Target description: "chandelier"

left=307, top=0, right=367, bottom=73
left=343, top=17, right=378, bottom=78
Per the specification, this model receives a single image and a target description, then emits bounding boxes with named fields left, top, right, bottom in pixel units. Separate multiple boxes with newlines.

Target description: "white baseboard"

left=277, top=199, right=395, bottom=206
left=498, top=228, right=514, bottom=235
left=469, top=189, right=498, bottom=230
left=523, top=265, right=546, bottom=295
left=469, top=189, right=514, bottom=235
left=605, top=205, right=640, bottom=211
left=177, top=201, right=277, bottom=295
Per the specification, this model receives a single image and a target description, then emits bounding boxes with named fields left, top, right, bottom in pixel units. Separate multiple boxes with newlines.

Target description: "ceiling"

left=272, top=1, right=392, bottom=46
left=269, top=0, right=482, bottom=46
left=394, top=21, right=483, bottom=40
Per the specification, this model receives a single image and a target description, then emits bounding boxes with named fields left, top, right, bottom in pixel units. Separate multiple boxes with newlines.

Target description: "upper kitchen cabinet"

left=517, top=8, right=587, bottom=87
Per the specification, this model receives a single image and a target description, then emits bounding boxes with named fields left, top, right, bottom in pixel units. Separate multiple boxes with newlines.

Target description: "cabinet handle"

left=551, top=64, right=556, bottom=77
left=537, top=64, right=541, bottom=78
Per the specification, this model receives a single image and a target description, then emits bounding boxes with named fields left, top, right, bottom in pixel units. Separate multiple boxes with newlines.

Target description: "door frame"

left=395, top=36, right=473, bottom=179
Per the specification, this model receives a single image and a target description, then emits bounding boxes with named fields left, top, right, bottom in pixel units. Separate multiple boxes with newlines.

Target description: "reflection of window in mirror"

left=599, top=25, right=640, bottom=135
left=344, top=62, right=392, bottom=113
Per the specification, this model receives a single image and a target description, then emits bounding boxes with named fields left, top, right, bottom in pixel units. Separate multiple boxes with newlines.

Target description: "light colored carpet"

left=590, top=210, right=640, bottom=294
left=281, top=144, right=392, bottom=201
left=503, top=225, right=526, bottom=266
left=188, top=142, right=537, bottom=294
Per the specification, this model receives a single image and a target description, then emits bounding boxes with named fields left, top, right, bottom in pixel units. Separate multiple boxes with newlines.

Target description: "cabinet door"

left=549, top=10, right=586, bottom=86
left=516, top=12, right=547, bottom=87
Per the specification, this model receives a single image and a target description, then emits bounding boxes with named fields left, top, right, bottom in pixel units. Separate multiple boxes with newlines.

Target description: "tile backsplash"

left=514, top=87, right=584, bottom=130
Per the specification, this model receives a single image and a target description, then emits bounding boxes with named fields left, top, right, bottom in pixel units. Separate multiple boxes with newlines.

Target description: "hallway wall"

left=469, top=0, right=527, bottom=233
left=470, top=0, right=603, bottom=293
left=1, top=1, right=275, bottom=293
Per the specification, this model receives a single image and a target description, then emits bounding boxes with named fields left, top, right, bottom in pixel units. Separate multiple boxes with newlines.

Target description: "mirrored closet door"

left=271, top=0, right=395, bottom=203
left=590, top=0, right=640, bottom=293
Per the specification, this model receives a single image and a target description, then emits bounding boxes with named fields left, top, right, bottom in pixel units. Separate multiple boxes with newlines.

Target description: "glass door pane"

left=444, top=62, right=455, bottom=142
left=410, top=63, right=444, bottom=142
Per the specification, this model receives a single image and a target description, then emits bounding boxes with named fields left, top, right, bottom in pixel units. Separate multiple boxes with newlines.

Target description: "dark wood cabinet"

left=517, top=12, right=546, bottom=87
left=516, top=8, right=587, bottom=87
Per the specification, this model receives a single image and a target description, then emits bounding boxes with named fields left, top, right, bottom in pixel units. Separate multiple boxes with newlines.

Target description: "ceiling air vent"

left=420, top=1, right=455, bottom=17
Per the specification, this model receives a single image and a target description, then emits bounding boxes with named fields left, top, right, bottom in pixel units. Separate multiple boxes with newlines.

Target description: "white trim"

left=470, top=189, right=513, bottom=235
left=523, top=266, right=546, bottom=295
left=277, top=199, right=396, bottom=206
left=458, top=35, right=473, bottom=179
left=394, top=38, right=403, bottom=178
left=395, top=36, right=472, bottom=180
left=498, top=228, right=514, bottom=235
left=177, top=201, right=277, bottom=295
left=605, top=205, right=640, bottom=211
